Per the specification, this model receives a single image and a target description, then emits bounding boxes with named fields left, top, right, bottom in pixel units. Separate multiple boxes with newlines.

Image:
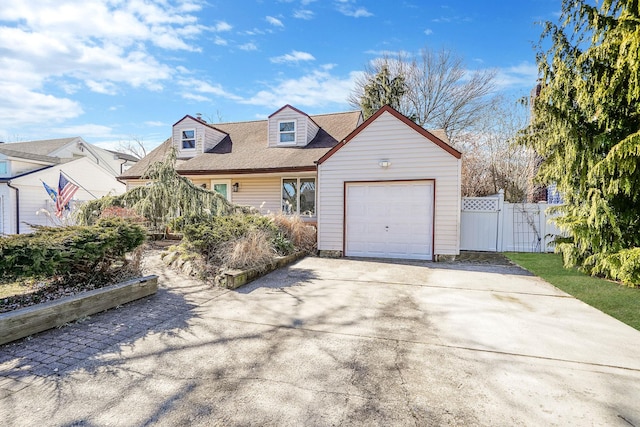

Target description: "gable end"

left=317, top=105, right=461, bottom=164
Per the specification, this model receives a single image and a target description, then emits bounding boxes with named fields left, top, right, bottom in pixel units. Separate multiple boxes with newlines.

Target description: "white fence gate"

left=460, top=191, right=564, bottom=253
left=460, top=196, right=501, bottom=251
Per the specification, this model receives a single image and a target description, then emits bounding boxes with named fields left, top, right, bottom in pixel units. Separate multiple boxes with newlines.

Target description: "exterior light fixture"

left=378, top=160, right=391, bottom=168
left=232, top=182, right=239, bottom=192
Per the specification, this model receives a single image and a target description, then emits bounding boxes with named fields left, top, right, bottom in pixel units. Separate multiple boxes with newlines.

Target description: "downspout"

left=6, top=181, right=19, bottom=234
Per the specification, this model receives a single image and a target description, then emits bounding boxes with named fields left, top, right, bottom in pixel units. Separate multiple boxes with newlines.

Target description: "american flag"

left=56, top=173, right=79, bottom=217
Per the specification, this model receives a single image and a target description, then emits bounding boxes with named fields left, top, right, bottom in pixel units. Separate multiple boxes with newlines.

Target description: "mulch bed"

left=0, top=276, right=130, bottom=314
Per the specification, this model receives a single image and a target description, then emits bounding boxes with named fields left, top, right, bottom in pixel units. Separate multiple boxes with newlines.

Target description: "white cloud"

left=431, top=15, right=472, bottom=24
left=239, top=42, right=258, bottom=51
left=424, top=28, right=433, bottom=35
left=0, top=81, right=83, bottom=126
left=51, top=124, right=114, bottom=138
left=335, top=0, right=373, bottom=18
left=493, top=62, right=539, bottom=90
left=294, top=9, right=314, bottom=19
left=144, top=121, right=166, bottom=127
left=213, top=21, right=233, bottom=32
left=270, top=50, right=316, bottom=63
left=0, top=0, right=207, bottom=128
left=214, top=36, right=228, bottom=46
left=182, top=93, right=211, bottom=102
left=266, top=16, right=284, bottom=27
left=242, top=69, right=360, bottom=108
left=178, top=78, right=243, bottom=101
left=85, top=80, right=118, bottom=95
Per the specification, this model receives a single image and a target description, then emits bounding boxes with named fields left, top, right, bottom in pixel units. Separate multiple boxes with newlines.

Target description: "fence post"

left=538, top=202, right=547, bottom=252
left=496, top=190, right=505, bottom=252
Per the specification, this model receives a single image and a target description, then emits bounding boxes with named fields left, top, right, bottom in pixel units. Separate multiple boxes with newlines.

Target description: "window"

left=211, top=180, right=231, bottom=200
left=278, top=120, right=296, bottom=144
left=0, top=161, right=6, bottom=175
left=282, top=177, right=315, bottom=216
left=181, top=129, right=196, bottom=149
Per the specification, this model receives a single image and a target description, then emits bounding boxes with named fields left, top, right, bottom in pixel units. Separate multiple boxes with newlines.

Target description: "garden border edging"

left=0, top=275, right=158, bottom=346
left=221, top=251, right=308, bottom=289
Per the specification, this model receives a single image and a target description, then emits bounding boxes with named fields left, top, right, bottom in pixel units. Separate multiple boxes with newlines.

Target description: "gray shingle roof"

left=0, top=137, right=77, bottom=157
left=120, top=110, right=363, bottom=178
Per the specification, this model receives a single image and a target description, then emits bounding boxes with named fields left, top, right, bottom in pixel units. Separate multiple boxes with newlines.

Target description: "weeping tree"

left=520, top=0, right=640, bottom=285
left=76, top=148, right=250, bottom=228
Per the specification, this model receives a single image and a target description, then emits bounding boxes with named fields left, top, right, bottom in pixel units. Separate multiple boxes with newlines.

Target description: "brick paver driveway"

left=1, top=251, right=640, bottom=426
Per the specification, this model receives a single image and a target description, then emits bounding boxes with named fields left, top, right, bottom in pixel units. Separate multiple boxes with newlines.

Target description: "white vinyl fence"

left=460, top=190, right=564, bottom=253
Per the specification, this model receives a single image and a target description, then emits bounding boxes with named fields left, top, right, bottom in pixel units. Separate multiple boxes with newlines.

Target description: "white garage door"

left=345, top=181, right=434, bottom=260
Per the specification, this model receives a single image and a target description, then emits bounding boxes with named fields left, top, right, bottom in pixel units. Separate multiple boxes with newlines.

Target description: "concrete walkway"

left=1, top=253, right=640, bottom=426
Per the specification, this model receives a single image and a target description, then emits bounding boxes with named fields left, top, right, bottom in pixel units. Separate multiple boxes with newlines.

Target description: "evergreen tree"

left=359, top=65, right=407, bottom=119
left=521, top=0, right=640, bottom=285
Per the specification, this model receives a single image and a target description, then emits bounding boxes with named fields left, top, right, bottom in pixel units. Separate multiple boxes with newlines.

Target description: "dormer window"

left=278, top=120, right=296, bottom=144
left=181, top=130, right=196, bottom=149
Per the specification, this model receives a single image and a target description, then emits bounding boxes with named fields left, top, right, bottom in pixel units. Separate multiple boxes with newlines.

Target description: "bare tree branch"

left=117, top=136, right=148, bottom=159
left=349, top=46, right=497, bottom=144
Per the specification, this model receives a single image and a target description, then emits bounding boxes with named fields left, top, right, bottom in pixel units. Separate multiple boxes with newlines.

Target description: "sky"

left=0, top=0, right=559, bottom=153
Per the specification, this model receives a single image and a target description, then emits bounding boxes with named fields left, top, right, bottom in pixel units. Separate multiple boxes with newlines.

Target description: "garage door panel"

left=345, top=181, right=433, bottom=260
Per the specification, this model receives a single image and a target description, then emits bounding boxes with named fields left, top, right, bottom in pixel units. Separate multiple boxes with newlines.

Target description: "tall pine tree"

left=359, top=65, right=407, bottom=119
left=522, top=0, right=640, bottom=285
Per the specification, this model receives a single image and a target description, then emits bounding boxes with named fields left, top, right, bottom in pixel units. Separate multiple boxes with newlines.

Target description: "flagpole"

left=59, top=170, right=99, bottom=199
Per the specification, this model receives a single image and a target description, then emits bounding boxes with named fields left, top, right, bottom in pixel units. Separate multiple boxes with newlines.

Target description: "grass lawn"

left=505, top=252, right=640, bottom=331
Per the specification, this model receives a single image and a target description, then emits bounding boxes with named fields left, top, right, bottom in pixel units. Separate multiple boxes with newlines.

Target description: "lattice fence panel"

left=462, top=197, right=499, bottom=212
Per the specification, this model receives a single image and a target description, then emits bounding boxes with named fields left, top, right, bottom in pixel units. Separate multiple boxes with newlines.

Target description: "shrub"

left=181, top=214, right=280, bottom=259
left=221, top=230, right=276, bottom=269
left=271, top=214, right=317, bottom=251
left=0, top=218, right=146, bottom=280
left=593, top=248, right=640, bottom=287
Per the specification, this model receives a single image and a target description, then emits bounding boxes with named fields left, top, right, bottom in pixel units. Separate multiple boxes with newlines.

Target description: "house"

left=0, top=137, right=138, bottom=234
left=120, top=105, right=462, bottom=260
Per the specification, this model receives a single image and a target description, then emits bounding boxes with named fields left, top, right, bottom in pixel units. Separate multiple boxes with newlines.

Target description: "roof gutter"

left=0, top=165, right=56, bottom=182
left=6, top=181, right=19, bottom=234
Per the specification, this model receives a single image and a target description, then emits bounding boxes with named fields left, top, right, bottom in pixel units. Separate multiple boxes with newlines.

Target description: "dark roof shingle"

left=120, top=110, right=363, bottom=178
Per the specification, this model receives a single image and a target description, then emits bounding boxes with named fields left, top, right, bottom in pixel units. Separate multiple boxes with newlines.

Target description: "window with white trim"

left=278, top=120, right=296, bottom=144
left=211, top=179, right=231, bottom=200
left=181, top=129, right=196, bottom=149
left=282, top=177, right=315, bottom=216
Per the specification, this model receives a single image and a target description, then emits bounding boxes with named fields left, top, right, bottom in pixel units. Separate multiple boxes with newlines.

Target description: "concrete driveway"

left=1, top=254, right=640, bottom=426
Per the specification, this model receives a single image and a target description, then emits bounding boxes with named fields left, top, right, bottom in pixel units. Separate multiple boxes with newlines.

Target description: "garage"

left=317, top=105, right=462, bottom=260
left=345, top=181, right=434, bottom=260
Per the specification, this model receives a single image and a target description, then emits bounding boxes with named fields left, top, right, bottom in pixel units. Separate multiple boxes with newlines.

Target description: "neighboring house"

left=120, top=104, right=462, bottom=260
left=0, top=137, right=138, bottom=234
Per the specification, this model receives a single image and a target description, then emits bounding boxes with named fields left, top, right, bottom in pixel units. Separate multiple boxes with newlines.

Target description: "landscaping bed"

left=0, top=275, right=158, bottom=346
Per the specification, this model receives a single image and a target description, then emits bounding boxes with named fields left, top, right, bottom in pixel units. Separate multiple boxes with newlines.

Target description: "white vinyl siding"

left=306, top=118, right=319, bottom=143
left=182, top=175, right=282, bottom=214
left=173, top=117, right=226, bottom=158
left=125, top=179, right=147, bottom=191
left=318, top=110, right=461, bottom=257
left=268, top=107, right=319, bottom=147
left=8, top=157, right=126, bottom=234
left=9, top=159, right=49, bottom=176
